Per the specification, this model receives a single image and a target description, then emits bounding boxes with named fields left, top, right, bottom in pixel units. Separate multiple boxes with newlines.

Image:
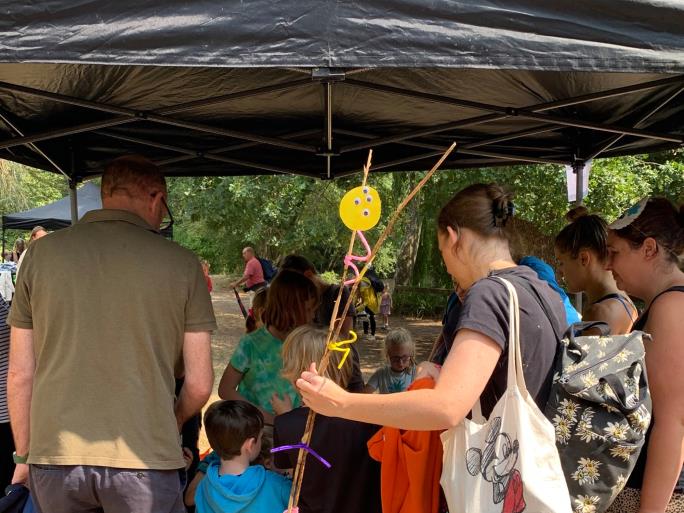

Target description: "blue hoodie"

left=519, top=255, right=581, bottom=326
left=195, top=463, right=291, bottom=513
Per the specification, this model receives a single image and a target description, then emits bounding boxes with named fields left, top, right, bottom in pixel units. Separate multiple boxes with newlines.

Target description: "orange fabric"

left=367, top=377, right=443, bottom=513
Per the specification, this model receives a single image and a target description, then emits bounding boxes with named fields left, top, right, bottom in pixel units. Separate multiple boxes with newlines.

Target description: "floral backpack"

left=544, top=322, right=652, bottom=513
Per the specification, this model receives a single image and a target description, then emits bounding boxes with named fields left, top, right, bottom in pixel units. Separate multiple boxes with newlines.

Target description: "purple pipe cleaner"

left=270, top=443, right=332, bottom=469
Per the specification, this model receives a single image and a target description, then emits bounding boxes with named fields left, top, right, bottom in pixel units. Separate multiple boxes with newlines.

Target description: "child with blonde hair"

left=365, top=327, right=417, bottom=394
left=273, top=325, right=381, bottom=513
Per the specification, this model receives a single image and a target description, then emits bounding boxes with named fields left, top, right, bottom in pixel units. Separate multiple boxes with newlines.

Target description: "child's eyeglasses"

left=389, top=355, right=412, bottom=364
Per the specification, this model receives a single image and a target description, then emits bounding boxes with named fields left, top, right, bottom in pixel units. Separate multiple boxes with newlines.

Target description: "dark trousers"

left=29, top=465, right=185, bottom=513
left=362, top=307, right=376, bottom=335
left=0, top=422, right=15, bottom=493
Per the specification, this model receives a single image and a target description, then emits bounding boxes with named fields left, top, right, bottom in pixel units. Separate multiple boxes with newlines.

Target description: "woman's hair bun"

left=566, top=205, right=590, bottom=223
left=492, top=187, right=515, bottom=228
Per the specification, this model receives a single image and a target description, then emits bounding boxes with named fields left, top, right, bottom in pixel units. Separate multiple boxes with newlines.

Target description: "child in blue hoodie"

left=195, top=400, right=291, bottom=513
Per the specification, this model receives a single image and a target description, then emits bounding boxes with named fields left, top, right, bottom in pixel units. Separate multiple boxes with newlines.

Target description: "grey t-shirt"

left=456, top=266, right=566, bottom=418
left=367, top=365, right=417, bottom=394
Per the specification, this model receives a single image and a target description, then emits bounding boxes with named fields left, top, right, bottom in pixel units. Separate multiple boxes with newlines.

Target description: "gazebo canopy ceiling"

left=0, top=1, right=682, bottom=180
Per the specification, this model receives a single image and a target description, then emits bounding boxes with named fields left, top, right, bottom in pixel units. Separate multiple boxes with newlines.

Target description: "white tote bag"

left=440, top=278, right=572, bottom=513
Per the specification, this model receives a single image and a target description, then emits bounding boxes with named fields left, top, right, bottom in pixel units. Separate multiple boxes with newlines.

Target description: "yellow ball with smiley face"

left=339, top=185, right=382, bottom=231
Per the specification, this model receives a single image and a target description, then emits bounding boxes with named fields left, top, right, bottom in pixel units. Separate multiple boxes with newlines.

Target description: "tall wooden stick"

left=286, top=151, right=373, bottom=512
left=286, top=143, right=456, bottom=511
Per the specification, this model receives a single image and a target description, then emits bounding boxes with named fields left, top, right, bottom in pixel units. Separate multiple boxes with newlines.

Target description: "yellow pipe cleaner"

left=327, top=330, right=358, bottom=369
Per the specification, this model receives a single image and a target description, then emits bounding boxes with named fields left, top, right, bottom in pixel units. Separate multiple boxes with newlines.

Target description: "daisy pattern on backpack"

left=614, top=348, right=633, bottom=364
left=610, top=474, right=627, bottom=500
left=627, top=405, right=651, bottom=433
left=603, top=422, right=629, bottom=441
left=576, top=409, right=599, bottom=443
left=580, top=371, right=599, bottom=389
left=573, top=494, right=600, bottom=513
left=572, top=457, right=602, bottom=485
left=553, top=415, right=573, bottom=444
left=558, top=398, right=579, bottom=419
left=609, top=445, right=636, bottom=462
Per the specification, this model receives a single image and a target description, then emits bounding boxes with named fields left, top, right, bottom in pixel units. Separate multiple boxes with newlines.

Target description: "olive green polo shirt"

left=8, top=209, right=217, bottom=469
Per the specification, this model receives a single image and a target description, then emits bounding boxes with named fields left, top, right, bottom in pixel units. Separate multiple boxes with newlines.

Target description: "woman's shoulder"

left=647, top=286, right=684, bottom=328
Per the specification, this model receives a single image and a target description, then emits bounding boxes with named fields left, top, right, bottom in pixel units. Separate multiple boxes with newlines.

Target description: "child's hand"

left=182, top=447, right=194, bottom=470
left=415, top=361, right=441, bottom=381
left=270, top=393, right=293, bottom=415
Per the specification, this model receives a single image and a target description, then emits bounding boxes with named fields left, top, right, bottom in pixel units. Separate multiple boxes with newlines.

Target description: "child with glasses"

left=365, top=328, right=416, bottom=394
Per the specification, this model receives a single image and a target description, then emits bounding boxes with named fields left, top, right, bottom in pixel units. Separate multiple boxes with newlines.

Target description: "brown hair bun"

left=565, top=205, right=590, bottom=223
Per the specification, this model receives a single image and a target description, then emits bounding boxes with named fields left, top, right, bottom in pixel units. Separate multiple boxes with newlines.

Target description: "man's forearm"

left=175, top=382, right=211, bottom=431
left=231, top=275, right=248, bottom=289
left=8, top=373, right=31, bottom=455
left=8, top=328, right=35, bottom=456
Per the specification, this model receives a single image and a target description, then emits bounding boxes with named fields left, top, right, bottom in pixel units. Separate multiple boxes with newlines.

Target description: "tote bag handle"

left=470, top=277, right=529, bottom=422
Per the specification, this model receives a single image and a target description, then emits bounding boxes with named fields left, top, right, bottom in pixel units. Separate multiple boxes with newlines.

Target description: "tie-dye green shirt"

left=230, top=326, right=301, bottom=414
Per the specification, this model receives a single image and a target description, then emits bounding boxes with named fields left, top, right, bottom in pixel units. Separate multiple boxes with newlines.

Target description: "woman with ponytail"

left=295, top=183, right=566, bottom=430
left=606, top=198, right=684, bottom=513
left=554, top=206, right=637, bottom=334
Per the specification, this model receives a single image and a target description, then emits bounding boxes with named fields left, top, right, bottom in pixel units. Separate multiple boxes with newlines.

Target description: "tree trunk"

left=393, top=194, right=422, bottom=286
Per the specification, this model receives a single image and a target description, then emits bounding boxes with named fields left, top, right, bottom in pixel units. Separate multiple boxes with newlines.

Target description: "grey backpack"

left=544, top=322, right=652, bottom=513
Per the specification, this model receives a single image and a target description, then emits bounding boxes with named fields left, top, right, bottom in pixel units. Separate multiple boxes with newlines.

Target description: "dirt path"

left=200, top=275, right=442, bottom=451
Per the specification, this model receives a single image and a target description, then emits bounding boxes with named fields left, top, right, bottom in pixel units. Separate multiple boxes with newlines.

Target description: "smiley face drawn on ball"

left=339, top=185, right=382, bottom=231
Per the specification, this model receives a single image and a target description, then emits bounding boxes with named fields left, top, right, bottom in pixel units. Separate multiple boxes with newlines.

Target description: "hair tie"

left=493, top=200, right=515, bottom=228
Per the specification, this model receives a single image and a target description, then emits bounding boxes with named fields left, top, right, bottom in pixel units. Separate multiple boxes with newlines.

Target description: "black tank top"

left=627, top=286, right=684, bottom=490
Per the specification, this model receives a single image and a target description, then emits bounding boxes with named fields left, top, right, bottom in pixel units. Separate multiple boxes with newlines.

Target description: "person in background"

left=518, top=255, right=581, bottom=327
left=279, top=254, right=365, bottom=393
left=274, top=325, right=381, bottom=513
left=229, top=247, right=266, bottom=306
left=245, top=287, right=267, bottom=334
left=356, top=276, right=378, bottom=340
left=365, top=327, right=417, bottom=394
left=218, top=270, right=318, bottom=426
left=380, top=284, right=392, bottom=330
left=0, top=296, right=13, bottom=492
left=428, top=280, right=465, bottom=365
left=15, top=226, right=47, bottom=276
left=605, top=197, right=684, bottom=513
left=554, top=206, right=636, bottom=334
left=9, top=239, right=24, bottom=264
left=200, top=259, right=213, bottom=294
left=195, top=400, right=291, bottom=513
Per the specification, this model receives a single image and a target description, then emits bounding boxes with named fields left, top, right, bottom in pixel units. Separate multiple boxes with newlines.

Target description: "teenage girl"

left=555, top=206, right=637, bottom=334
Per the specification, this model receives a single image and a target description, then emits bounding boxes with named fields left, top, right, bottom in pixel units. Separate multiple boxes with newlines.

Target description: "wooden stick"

left=287, top=143, right=456, bottom=511
left=286, top=150, right=373, bottom=512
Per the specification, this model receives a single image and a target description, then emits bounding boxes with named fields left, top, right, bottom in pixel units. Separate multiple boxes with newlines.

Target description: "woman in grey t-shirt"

left=295, top=183, right=565, bottom=433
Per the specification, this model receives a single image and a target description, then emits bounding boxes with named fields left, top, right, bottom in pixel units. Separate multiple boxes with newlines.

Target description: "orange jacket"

left=367, top=377, right=443, bottom=513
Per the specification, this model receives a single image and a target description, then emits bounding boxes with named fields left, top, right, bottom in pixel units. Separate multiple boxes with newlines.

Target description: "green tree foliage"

left=0, top=160, right=68, bottom=249
left=168, top=171, right=410, bottom=275
left=168, top=150, right=682, bottom=283
left=5, top=150, right=680, bottom=290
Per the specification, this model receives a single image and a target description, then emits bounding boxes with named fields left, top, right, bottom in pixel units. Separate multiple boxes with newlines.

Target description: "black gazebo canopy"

left=0, top=1, right=683, bottom=181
